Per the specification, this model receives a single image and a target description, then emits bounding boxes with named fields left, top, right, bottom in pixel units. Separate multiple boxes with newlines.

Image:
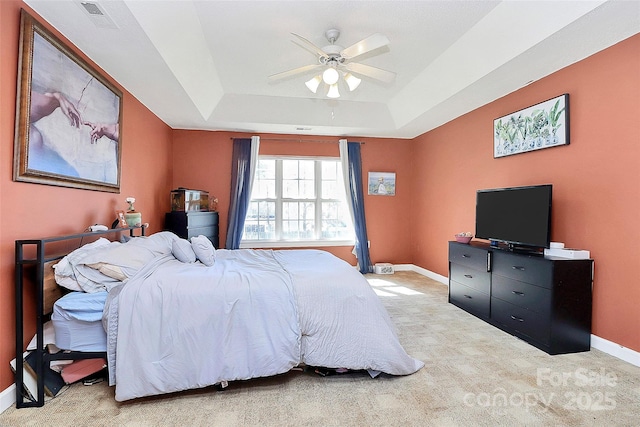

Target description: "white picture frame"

left=368, top=172, right=396, bottom=196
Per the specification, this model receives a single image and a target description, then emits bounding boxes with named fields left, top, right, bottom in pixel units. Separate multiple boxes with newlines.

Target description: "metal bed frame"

left=15, top=226, right=146, bottom=408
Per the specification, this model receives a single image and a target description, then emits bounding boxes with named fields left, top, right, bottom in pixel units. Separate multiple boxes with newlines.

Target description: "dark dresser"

left=165, top=211, right=219, bottom=248
left=449, top=241, right=593, bottom=355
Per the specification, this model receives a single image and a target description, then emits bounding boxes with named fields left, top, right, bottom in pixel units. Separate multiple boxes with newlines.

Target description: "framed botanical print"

left=493, top=94, right=569, bottom=158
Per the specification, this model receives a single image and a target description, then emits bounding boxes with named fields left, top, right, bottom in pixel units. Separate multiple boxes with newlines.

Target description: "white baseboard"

left=591, top=334, right=640, bottom=367
left=394, top=264, right=449, bottom=285
left=0, top=384, right=15, bottom=414
left=399, top=263, right=640, bottom=368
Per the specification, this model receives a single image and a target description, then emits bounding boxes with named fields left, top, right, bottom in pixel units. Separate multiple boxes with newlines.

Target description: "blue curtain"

left=347, top=142, right=373, bottom=274
left=225, top=138, right=252, bottom=249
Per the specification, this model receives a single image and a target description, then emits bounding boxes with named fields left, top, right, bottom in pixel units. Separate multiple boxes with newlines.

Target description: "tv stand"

left=448, top=241, right=593, bottom=355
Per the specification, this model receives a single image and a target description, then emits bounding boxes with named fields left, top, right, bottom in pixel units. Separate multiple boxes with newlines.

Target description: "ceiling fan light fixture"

left=327, top=83, right=340, bottom=98
left=344, top=73, right=361, bottom=91
left=305, top=75, right=322, bottom=93
left=322, top=67, right=339, bottom=85
left=273, top=29, right=394, bottom=99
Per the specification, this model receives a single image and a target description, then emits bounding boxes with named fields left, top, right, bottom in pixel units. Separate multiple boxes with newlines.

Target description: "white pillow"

left=53, top=238, right=111, bottom=291
left=86, top=262, right=127, bottom=281
left=81, top=231, right=178, bottom=278
left=191, top=235, right=216, bottom=266
left=53, top=274, right=83, bottom=292
left=172, top=239, right=196, bottom=263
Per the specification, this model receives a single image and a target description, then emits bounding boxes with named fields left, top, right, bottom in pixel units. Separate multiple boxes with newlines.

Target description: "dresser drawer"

left=450, top=264, right=490, bottom=294
left=166, top=211, right=218, bottom=230
left=186, top=212, right=218, bottom=228
left=186, top=225, right=218, bottom=239
left=449, top=243, right=488, bottom=272
left=492, top=251, right=552, bottom=287
left=491, top=298, right=550, bottom=345
left=492, top=275, right=551, bottom=317
left=449, top=281, right=490, bottom=319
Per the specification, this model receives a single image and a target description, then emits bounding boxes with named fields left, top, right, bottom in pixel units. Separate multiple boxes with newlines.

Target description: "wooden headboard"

left=43, top=260, right=64, bottom=315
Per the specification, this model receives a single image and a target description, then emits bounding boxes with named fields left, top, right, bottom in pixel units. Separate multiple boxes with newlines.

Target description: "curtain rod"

left=230, top=137, right=363, bottom=144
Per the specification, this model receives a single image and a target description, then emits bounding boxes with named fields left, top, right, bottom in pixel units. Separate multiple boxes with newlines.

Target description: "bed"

left=16, top=229, right=423, bottom=404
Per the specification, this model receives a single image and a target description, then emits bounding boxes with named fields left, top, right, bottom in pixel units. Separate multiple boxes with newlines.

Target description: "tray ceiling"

left=24, top=0, right=640, bottom=139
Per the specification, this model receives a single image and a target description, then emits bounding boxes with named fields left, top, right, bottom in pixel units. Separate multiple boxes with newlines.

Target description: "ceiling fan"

left=268, top=29, right=396, bottom=98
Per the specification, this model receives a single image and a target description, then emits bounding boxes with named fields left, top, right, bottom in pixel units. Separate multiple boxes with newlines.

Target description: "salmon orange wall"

left=410, top=34, right=640, bottom=353
left=171, top=132, right=414, bottom=264
left=0, top=2, right=173, bottom=391
left=2, top=0, right=638, bottom=398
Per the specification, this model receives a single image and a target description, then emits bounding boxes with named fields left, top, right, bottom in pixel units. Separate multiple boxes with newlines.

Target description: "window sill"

left=240, top=240, right=355, bottom=249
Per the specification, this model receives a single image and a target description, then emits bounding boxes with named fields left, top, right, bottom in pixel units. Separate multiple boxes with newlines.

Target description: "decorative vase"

left=125, top=211, right=142, bottom=227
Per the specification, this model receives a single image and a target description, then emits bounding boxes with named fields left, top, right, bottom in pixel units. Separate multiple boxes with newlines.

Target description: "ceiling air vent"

left=81, top=1, right=102, bottom=15
left=78, top=1, right=118, bottom=29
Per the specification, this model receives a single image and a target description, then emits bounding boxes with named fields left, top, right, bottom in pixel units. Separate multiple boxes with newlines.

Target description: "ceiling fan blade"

left=340, top=33, right=390, bottom=61
left=291, top=33, right=328, bottom=59
left=268, top=64, right=323, bottom=82
left=344, top=62, right=396, bottom=83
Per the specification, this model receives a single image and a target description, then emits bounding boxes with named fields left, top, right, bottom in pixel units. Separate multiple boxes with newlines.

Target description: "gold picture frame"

left=13, top=10, right=123, bottom=192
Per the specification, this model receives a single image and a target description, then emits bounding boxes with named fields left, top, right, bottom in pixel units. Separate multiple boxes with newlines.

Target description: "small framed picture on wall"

left=368, top=172, right=396, bottom=196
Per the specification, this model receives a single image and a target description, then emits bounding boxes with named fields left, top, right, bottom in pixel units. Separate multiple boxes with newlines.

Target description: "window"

left=241, top=156, right=354, bottom=247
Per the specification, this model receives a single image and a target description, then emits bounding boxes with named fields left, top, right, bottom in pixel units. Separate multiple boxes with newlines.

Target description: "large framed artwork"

left=494, top=94, right=569, bottom=158
left=14, top=10, right=123, bottom=193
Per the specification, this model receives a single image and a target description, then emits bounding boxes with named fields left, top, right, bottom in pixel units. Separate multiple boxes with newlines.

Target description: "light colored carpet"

left=1, top=271, right=639, bottom=426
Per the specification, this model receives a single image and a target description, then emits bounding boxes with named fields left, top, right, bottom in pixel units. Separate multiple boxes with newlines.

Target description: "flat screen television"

left=475, top=184, right=552, bottom=251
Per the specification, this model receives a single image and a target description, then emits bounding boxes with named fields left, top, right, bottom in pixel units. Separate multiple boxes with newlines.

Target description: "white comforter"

left=105, top=249, right=423, bottom=401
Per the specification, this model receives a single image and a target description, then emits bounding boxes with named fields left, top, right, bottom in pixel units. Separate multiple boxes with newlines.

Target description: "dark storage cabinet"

left=165, top=211, right=219, bottom=248
left=448, top=241, right=593, bottom=355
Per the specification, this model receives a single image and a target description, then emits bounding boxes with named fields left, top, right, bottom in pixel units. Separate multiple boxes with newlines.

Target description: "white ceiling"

left=24, top=0, right=640, bottom=139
